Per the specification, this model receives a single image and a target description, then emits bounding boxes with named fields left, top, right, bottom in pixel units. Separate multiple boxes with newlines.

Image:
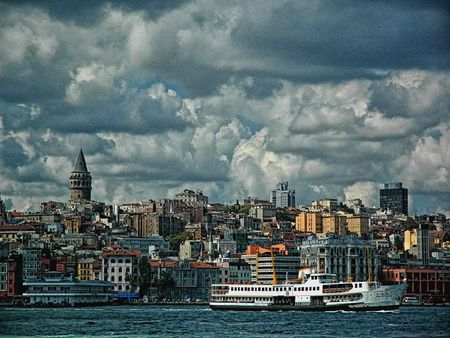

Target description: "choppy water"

left=0, top=305, right=449, bottom=337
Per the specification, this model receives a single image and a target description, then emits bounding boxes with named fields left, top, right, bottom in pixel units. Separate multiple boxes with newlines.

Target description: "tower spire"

left=74, top=148, right=88, bottom=172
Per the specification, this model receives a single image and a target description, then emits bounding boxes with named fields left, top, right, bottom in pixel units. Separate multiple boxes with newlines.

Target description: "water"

left=0, top=306, right=449, bottom=337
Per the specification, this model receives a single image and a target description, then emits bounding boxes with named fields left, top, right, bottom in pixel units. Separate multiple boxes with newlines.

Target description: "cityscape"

left=0, top=147, right=449, bottom=307
left=0, top=0, right=449, bottom=337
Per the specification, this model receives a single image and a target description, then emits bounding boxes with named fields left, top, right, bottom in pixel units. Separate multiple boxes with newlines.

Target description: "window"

left=126, top=259, right=131, bottom=264
left=111, top=259, right=116, bottom=264
left=118, top=259, right=123, bottom=264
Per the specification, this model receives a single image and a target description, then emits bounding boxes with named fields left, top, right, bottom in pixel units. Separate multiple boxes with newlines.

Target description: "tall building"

left=416, top=224, right=433, bottom=266
left=380, top=182, right=408, bottom=215
left=270, top=182, right=295, bottom=208
left=69, top=148, right=92, bottom=201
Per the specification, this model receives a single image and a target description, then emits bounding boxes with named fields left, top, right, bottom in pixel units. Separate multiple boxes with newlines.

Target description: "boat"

left=402, top=295, right=423, bottom=306
left=210, top=268, right=407, bottom=311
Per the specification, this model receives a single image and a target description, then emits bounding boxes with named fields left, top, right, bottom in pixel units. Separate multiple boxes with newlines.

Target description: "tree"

left=137, top=257, right=153, bottom=295
left=168, top=231, right=191, bottom=251
left=155, top=271, right=176, bottom=300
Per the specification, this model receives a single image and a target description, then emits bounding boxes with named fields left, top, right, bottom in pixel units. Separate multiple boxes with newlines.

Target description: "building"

left=0, top=262, right=7, bottom=297
left=61, top=216, right=81, bottom=234
left=0, top=199, right=6, bottom=225
left=404, top=229, right=417, bottom=252
left=248, top=203, right=276, bottom=222
left=101, top=246, right=141, bottom=293
left=126, top=213, right=185, bottom=238
left=380, top=182, right=408, bottom=215
left=243, top=244, right=301, bottom=284
left=346, top=215, right=370, bottom=236
left=297, top=236, right=379, bottom=282
left=270, top=182, right=295, bottom=208
left=69, top=148, right=92, bottom=201
left=77, top=258, right=95, bottom=281
left=148, top=259, right=220, bottom=301
left=312, top=198, right=338, bottom=212
left=417, top=224, right=433, bottom=266
left=217, top=257, right=251, bottom=284
left=179, top=240, right=203, bottom=260
left=382, top=267, right=450, bottom=304
left=173, top=189, right=208, bottom=206
left=115, top=236, right=169, bottom=255
left=322, top=213, right=347, bottom=235
left=23, top=272, right=113, bottom=305
left=295, top=212, right=322, bottom=233
left=22, top=248, right=42, bottom=281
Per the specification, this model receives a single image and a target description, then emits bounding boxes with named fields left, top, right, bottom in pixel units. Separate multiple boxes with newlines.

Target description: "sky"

left=0, top=1, right=449, bottom=214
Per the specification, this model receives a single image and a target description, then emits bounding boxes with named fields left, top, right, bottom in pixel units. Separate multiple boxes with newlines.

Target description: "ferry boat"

left=210, top=269, right=407, bottom=311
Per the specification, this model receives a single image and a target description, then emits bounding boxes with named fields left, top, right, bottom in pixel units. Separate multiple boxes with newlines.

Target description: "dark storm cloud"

left=0, top=0, right=449, bottom=213
left=233, top=1, right=449, bottom=73
left=0, top=137, right=29, bottom=168
left=2, top=0, right=188, bottom=26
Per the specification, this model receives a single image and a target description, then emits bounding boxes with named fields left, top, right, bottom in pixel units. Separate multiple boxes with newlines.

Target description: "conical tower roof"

left=73, top=148, right=88, bottom=172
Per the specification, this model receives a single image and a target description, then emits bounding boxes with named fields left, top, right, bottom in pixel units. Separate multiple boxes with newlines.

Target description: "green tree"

left=155, top=271, right=176, bottom=300
left=137, top=257, right=153, bottom=295
left=168, top=231, right=191, bottom=251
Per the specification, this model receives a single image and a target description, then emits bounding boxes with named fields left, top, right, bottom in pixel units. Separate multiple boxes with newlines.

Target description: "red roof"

left=148, top=260, right=179, bottom=268
left=0, top=224, right=36, bottom=231
left=190, top=262, right=218, bottom=269
left=102, top=246, right=141, bottom=258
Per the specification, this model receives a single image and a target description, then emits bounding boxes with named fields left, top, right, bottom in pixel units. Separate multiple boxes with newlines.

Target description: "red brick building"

left=382, top=267, right=450, bottom=304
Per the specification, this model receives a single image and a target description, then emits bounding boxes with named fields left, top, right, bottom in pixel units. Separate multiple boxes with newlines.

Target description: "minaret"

left=69, top=148, right=92, bottom=201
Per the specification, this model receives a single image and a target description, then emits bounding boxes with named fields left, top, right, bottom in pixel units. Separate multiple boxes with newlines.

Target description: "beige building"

left=346, top=215, right=369, bottom=236
left=295, top=212, right=323, bottom=233
left=404, top=229, right=417, bottom=251
left=322, top=213, right=347, bottom=235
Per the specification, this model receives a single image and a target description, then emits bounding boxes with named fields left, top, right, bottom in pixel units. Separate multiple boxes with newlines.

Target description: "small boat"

left=402, top=295, right=423, bottom=306
left=210, top=269, right=407, bottom=311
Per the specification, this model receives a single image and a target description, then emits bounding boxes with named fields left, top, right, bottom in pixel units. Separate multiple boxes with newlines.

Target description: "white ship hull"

left=210, top=273, right=406, bottom=311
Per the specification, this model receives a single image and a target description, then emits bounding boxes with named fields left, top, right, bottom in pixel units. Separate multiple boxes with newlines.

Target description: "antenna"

left=80, top=136, right=83, bottom=149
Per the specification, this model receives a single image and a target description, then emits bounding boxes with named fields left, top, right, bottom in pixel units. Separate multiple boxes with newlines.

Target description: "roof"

left=73, top=148, right=88, bottom=172
left=148, top=260, right=180, bottom=268
left=102, top=246, right=141, bottom=258
left=190, top=261, right=218, bottom=269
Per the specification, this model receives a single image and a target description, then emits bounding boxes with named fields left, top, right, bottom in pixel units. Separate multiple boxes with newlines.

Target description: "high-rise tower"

left=380, top=182, right=408, bottom=215
left=69, top=148, right=92, bottom=201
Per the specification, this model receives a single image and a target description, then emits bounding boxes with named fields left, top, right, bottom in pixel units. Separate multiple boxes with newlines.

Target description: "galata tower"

left=69, top=148, right=92, bottom=201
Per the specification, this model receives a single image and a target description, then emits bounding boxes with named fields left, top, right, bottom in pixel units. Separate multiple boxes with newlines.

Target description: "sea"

left=0, top=305, right=449, bottom=337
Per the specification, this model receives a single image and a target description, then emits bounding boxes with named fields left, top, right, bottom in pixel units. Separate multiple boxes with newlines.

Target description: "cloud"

left=0, top=1, right=449, bottom=213
left=344, top=181, right=379, bottom=208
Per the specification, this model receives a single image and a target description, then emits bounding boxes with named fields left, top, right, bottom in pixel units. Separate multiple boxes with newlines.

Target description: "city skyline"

left=0, top=1, right=449, bottom=214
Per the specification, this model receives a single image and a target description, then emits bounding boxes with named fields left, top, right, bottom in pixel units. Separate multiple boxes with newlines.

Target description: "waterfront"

left=1, top=306, right=449, bottom=337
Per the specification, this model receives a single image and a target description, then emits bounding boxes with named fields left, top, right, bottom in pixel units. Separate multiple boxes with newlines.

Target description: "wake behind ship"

left=210, top=269, right=406, bottom=311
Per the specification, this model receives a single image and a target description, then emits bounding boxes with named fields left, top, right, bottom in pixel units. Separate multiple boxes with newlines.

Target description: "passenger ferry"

left=210, top=268, right=407, bottom=311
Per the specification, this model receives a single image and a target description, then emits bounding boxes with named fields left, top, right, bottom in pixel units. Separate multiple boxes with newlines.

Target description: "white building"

left=270, top=182, right=296, bottom=208
left=101, top=246, right=141, bottom=293
left=23, top=272, right=112, bottom=305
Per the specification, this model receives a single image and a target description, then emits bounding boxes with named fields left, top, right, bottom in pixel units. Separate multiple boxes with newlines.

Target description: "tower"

left=69, top=148, right=92, bottom=201
left=380, top=182, right=408, bottom=215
